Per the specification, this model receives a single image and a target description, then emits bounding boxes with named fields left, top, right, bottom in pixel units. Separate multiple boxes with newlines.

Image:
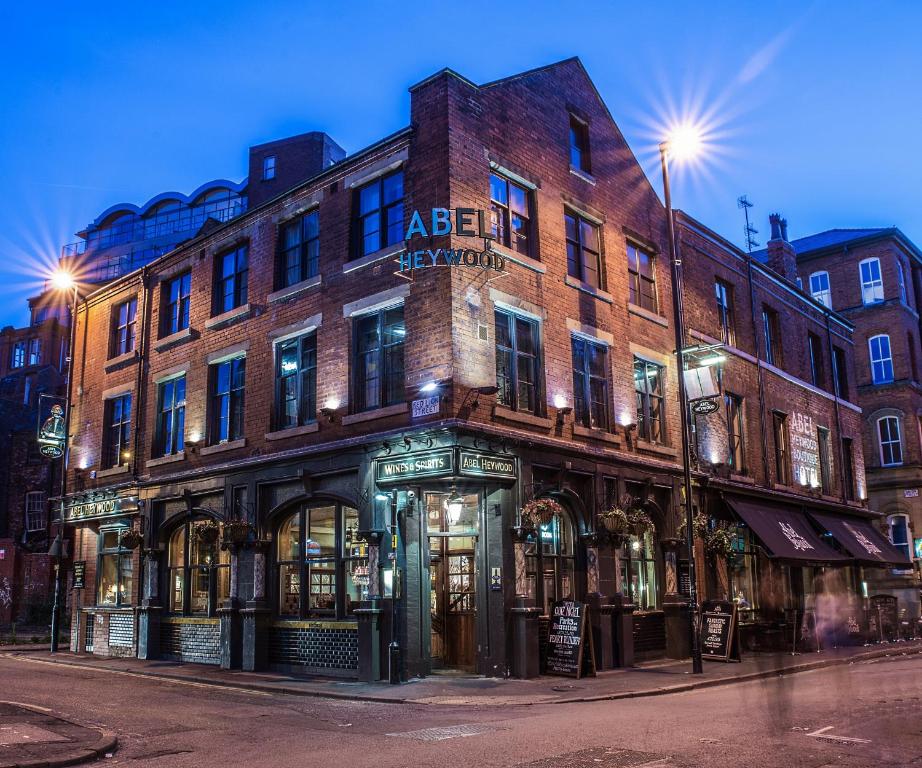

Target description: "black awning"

left=807, top=511, right=911, bottom=567
left=725, top=497, right=850, bottom=564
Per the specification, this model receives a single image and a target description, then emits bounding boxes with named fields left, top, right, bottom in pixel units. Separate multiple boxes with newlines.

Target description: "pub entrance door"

left=426, top=491, right=479, bottom=671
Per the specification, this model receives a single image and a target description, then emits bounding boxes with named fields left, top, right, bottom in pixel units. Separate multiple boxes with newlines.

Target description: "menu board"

left=72, top=561, right=86, bottom=589
left=701, top=600, right=740, bottom=662
left=545, top=600, right=596, bottom=678
left=870, top=595, right=899, bottom=641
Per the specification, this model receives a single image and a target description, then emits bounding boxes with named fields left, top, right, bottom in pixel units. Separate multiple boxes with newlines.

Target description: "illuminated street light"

left=51, top=269, right=76, bottom=292
left=664, top=122, right=704, bottom=162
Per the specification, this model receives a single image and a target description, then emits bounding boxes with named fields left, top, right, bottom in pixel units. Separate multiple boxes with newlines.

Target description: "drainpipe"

left=745, top=252, right=771, bottom=486
left=823, top=311, right=848, bottom=504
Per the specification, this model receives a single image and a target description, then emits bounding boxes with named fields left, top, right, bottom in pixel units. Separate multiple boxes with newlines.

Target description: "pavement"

left=4, top=639, right=921, bottom=707
left=0, top=701, right=116, bottom=768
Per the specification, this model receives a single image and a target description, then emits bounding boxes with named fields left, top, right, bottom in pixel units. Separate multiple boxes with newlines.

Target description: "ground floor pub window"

left=623, top=530, right=659, bottom=610
left=276, top=502, right=363, bottom=618
left=525, top=508, right=577, bottom=615
left=167, top=520, right=230, bottom=615
left=97, top=526, right=134, bottom=606
left=729, top=525, right=760, bottom=622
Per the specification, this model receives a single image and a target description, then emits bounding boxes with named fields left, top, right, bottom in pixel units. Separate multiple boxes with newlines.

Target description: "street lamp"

left=48, top=269, right=79, bottom=654
left=659, top=126, right=704, bottom=675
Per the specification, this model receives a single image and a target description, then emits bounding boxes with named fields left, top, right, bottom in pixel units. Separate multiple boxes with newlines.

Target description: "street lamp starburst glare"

left=51, top=269, right=76, bottom=291
left=665, top=122, right=704, bottom=162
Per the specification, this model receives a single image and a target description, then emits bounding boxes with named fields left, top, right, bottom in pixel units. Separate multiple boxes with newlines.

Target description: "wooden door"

left=430, top=536, right=476, bottom=670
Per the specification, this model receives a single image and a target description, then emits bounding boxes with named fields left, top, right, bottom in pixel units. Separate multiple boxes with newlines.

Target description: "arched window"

left=525, top=505, right=577, bottom=615
left=868, top=334, right=894, bottom=384
left=809, top=271, right=831, bottom=308
left=167, top=520, right=230, bottom=615
left=626, top=529, right=659, bottom=610
left=877, top=416, right=903, bottom=466
left=276, top=502, right=363, bottom=618
left=859, top=258, right=884, bottom=304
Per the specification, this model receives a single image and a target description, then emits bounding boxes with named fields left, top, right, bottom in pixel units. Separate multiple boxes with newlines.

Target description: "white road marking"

left=806, top=725, right=871, bottom=744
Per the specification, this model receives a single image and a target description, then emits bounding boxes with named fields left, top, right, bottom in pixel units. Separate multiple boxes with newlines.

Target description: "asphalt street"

left=1, top=652, right=919, bottom=767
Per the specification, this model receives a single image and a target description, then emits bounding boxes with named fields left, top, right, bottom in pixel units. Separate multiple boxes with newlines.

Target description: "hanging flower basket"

left=118, top=528, right=143, bottom=550
left=520, top=498, right=564, bottom=529
left=597, top=506, right=631, bottom=537
left=627, top=507, right=655, bottom=537
left=222, top=519, right=252, bottom=546
left=677, top=512, right=709, bottom=543
left=705, top=528, right=735, bottom=561
left=192, top=520, right=220, bottom=545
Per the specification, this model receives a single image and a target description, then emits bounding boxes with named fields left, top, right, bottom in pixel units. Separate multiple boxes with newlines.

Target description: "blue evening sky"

left=1, top=1, right=919, bottom=328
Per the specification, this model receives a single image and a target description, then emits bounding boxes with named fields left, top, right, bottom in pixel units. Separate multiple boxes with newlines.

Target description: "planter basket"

left=223, top=520, right=252, bottom=546
left=520, top=498, right=565, bottom=529
left=192, top=521, right=220, bottom=545
left=118, top=529, right=143, bottom=550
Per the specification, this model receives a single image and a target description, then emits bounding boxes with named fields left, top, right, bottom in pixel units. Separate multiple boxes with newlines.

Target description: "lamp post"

left=48, top=270, right=79, bottom=654
left=659, top=134, right=704, bottom=675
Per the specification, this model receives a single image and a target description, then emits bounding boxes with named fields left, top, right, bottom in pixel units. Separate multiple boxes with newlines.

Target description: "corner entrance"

left=426, top=491, right=478, bottom=671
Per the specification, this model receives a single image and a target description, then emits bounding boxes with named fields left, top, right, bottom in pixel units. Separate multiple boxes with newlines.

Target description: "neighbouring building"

left=778, top=224, right=922, bottom=626
left=57, top=59, right=905, bottom=678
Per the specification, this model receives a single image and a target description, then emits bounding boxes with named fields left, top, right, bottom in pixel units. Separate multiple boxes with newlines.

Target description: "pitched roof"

left=752, top=227, right=900, bottom=262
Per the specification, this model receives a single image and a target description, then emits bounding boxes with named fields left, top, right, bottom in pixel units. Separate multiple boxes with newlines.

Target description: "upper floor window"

left=276, top=503, right=364, bottom=617
left=568, top=114, right=591, bottom=173
left=809, top=271, right=831, bottom=307
left=859, top=257, right=884, bottom=304
left=489, top=173, right=532, bottom=257
left=111, top=298, right=137, bottom=357
left=276, top=332, right=317, bottom=429
left=888, top=514, right=911, bottom=562
left=353, top=306, right=405, bottom=412
left=168, top=520, right=230, bottom=615
left=263, top=155, right=276, bottom=180
left=715, top=279, right=735, bottom=346
left=215, top=245, right=249, bottom=314
left=634, top=357, right=665, bottom=444
left=279, top=210, right=320, bottom=288
left=97, top=527, right=134, bottom=607
left=209, top=357, right=245, bottom=444
left=10, top=341, right=26, bottom=369
left=869, top=334, right=894, bottom=384
left=832, top=345, right=849, bottom=400
left=841, top=437, right=855, bottom=501
left=897, top=260, right=908, bottom=304
left=627, top=243, right=657, bottom=312
left=354, top=170, right=404, bottom=259
left=725, top=392, right=745, bottom=472
left=103, top=393, right=132, bottom=468
left=762, top=306, right=781, bottom=366
left=27, top=338, right=40, bottom=366
left=772, top=411, right=791, bottom=485
left=878, top=415, right=903, bottom=466
left=565, top=211, right=602, bottom=289
left=495, top=309, right=541, bottom=414
left=156, top=375, right=186, bottom=457
left=163, top=272, right=191, bottom=336
left=571, top=336, right=609, bottom=430
left=808, top=332, right=825, bottom=388
left=24, top=491, right=46, bottom=532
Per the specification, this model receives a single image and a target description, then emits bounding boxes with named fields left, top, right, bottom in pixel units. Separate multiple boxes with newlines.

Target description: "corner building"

left=61, top=59, right=896, bottom=678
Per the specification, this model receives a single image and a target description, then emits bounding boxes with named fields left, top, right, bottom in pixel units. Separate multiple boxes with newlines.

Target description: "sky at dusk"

left=1, top=1, right=920, bottom=328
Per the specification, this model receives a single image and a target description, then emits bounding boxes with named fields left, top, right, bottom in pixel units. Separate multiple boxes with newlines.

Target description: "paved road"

left=1, top=652, right=919, bottom=767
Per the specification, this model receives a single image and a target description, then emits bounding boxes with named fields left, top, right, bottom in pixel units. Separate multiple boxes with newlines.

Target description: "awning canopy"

left=725, top=497, right=850, bottom=564
left=807, top=511, right=911, bottom=567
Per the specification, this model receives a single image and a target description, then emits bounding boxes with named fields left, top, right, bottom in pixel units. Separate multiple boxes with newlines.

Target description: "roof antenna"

left=737, top=195, right=759, bottom=253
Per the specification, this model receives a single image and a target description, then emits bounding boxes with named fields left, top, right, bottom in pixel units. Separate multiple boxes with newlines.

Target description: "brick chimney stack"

left=766, top=212, right=798, bottom=283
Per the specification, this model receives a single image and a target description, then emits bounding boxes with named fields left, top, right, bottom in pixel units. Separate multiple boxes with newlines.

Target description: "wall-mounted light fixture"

left=469, top=385, right=499, bottom=409
left=319, top=396, right=341, bottom=423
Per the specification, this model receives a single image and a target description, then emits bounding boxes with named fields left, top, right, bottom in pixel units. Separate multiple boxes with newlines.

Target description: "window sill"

left=265, top=422, right=320, bottom=441
left=104, top=350, right=139, bottom=372
left=493, top=405, right=552, bottom=429
left=343, top=245, right=403, bottom=274
left=146, top=451, right=186, bottom=468
left=489, top=243, right=546, bottom=274
left=628, top=303, right=668, bottom=327
left=268, top=275, right=322, bottom=304
left=205, top=303, right=251, bottom=330
left=635, top=440, right=679, bottom=458
left=341, top=402, right=408, bottom=425
left=569, top=165, right=597, bottom=185
left=154, top=326, right=195, bottom=352
left=729, top=472, right=755, bottom=484
left=199, top=438, right=247, bottom=456
left=564, top=275, right=613, bottom=303
left=96, top=464, right=131, bottom=478
left=573, top=424, right=621, bottom=446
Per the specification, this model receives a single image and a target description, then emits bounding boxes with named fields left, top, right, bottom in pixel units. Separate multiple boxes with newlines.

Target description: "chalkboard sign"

left=870, top=595, right=899, bottom=641
left=701, top=600, right=740, bottom=662
left=545, top=600, right=596, bottom=678
left=72, top=561, right=86, bottom=589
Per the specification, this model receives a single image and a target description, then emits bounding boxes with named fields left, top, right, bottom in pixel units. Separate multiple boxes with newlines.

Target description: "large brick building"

left=57, top=59, right=905, bottom=678
left=778, top=225, right=922, bottom=619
